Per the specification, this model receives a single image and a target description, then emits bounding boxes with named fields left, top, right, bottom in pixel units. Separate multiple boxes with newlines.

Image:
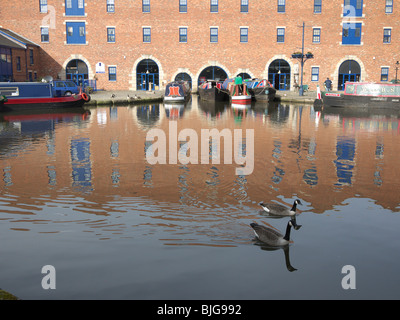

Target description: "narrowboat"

left=222, top=77, right=252, bottom=105
left=322, top=82, right=400, bottom=109
left=0, top=82, right=90, bottom=111
left=163, top=81, right=191, bottom=103
left=245, top=78, right=276, bottom=102
left=198, top=79, right=228, bottom=102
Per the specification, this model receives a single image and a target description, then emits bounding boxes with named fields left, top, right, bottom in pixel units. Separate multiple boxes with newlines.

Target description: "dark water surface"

left=0, top=97, right=399, bottom=299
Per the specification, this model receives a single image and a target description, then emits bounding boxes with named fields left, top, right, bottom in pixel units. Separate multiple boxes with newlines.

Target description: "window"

left=381, top=67, right=389, bottom=81
left=143, top=0, right=150, bottom=12
left=342, top=23, right=361, bottom=45
left=343, top=0, right=363, bottom=17
left=107, top=0, right=115, bottom=12
left=179, top=0, right=187, bottom=12
left=109, top=66, right=117, bottom=81
left=314, top=0, right=321, bottom=13
left=385, top=0, right=393, bottom=13
left=312, top=28, right=321, bottom=43
left=240, top=28, right=248, bottom=43
left=383, top=28, right=391, bottom=43
left=179, top=27, right=187, bottom=43
left=278, top=0, right=285, bottom=12
left=277, top=28, right=285, bottom=42
left=29, top=49, right=34, bottom=65
left=40, top=0, right=48, bottom=13
left=41, top=27, right=49, bottom=42
left=66, top=22, right=86, bottom=44
left=107, top=27, right=115, bottom=43
left=311, top=67, right=319, bottom=81
left=241, top=0, right=249, bottom=12
left=211, top=0, right=218, bottom=12
left=143, top=27, right=151, bottom=42
left=210, top=27, right=218, bottom=42
left=16, top=57, right=21, bottom=71
left=65, top=0, right=85, bottom=16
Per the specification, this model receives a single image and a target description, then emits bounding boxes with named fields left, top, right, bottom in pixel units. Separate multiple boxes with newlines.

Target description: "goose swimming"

left=259, top=199, right=302, bottom=216
left=250, top=220, right=299, bottom=246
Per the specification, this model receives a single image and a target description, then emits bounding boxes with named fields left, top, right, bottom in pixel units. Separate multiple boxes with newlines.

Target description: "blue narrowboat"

left=0, top=82, right=90, bottom=111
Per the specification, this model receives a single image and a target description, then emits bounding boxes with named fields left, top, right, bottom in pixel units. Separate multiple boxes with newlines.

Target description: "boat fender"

left=82, top=93, right=90, bottom=102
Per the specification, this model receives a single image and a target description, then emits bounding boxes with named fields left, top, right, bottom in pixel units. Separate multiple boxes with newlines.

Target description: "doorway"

left=137, top=59, right=159, bottom=90
left=268, top=59, right=291, bottom=90
left=338, top=60, right=361, bottom=90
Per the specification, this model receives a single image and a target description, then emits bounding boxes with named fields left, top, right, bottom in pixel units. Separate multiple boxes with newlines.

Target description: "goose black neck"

left=290, top=202, right=297, bottom=212
left=283, top=222, right=292, bottom=241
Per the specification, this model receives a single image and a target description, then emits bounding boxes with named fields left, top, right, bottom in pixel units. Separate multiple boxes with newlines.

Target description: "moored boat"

left=0, top=82, right=90, bottom=111
left=322, top=82, right=400, bottom=109
left=198, top=79, right=228, bottom=101
left=163, top=80, right=191, bottom=103
left=245, top=78, right=276, bottom=102
left=222, top=77, right=252, bottom=105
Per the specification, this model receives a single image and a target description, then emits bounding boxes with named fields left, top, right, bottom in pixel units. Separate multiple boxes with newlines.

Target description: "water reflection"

left=0, top=99, right=399, bottom=242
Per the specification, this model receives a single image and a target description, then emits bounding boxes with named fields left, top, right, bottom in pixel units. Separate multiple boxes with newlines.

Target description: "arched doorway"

left=236, top=72, right=251, bottom=80
left=198, top=66, right=228, bottom=85
left=137, top=59, right=159, bottom=90
left=66, top=59, right=88, bottom=87
left=268, top=59, right=291, bottom=90
left=175, top=72, right=192, bottom=88
left=338, top=60, right=361, bottom=90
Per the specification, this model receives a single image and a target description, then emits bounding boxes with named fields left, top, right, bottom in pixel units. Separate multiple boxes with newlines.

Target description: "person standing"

left=324, top=78, right=332, bottom=91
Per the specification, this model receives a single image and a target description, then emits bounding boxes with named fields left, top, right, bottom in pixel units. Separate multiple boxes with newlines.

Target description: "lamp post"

left=292, top=22, right=313, bottom=96
left=395, top=61, right=399, bottom=83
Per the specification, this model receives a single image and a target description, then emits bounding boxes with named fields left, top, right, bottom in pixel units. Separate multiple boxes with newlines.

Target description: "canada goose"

left=259, top=199, right=302, bottom=216
left=111, top=93, right=116, bottom=98
left=250, top=220, right=299, bottom=246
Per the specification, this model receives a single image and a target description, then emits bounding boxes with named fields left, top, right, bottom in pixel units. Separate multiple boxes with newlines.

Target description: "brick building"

left=0, top=0, right=399, bottom=92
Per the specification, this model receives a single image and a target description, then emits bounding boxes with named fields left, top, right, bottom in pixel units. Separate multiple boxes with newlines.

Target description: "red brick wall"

left=1, top=0, right=399, bottom=91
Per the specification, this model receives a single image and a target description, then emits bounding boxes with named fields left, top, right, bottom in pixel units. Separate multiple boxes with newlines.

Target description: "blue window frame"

left=278, top=0, right=285, bottom=12
left=311, top=67, right=319, bottom=81
left=381, top=67, right=389, bottom=81
left=211, top=0, right=218, bottom=12
left=179, top=0, right=187, bottom=12
left=342, top=23, right=361, bottom=45
left=40, top=0, right=48, bottom=13
left=107, top=0, right=115, bottom=12
left=29, top=49, right=34, bottom=65
left=210, top=27, right=218, bottom=42
left=41, top=27, right=49, bottom=42
left=241, top=0, right=249, bottom=12
left=385, top=0, right=393, bottom=13
left=277, top=28, right=285, bottom=42
left=65, top=0, right=85, bottom=16
left=107, top=27, right=115, bottom=43
left=16, top=56, right=21, bottom=71
left=143, top=27, right=151, bottom=42
left=312, top=28, right=321, bottom=43
left=383, top=28, right=391, bottom=43
left=179, top=27, right=187, bottom=42
left=314, top=0, right=321, bottom=13
left=143, top=0, right=150, bottom=12
left=240, top=28, right=248, bottom=43
left=66, top=22, right=86, bottom=44
left=109, top=66, right=117, bottom=81
left=343, top=0, right=363, bottom=17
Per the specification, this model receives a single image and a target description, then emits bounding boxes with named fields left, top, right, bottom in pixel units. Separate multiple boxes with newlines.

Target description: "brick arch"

left=129, top=55, right=164, bottom=91
left=232, top=68, right=256, bottom=79
left=60, top=55, right=94, bottom=80
left=263, top=55, right=295, bottom=91
left=332, top=56, right=366, bottom=91
left=194, top=62, right=231, bottom=91
left=170, top=68, right=195, bottom=84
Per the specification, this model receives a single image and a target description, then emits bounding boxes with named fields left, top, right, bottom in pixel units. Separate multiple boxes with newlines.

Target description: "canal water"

left=0, top=96, right=399, bottom=300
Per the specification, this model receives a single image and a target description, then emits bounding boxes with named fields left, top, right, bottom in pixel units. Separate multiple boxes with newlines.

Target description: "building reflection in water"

left=0, top=101, right=399, bottom=232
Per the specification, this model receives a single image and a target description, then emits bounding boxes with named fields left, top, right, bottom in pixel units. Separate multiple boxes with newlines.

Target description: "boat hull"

left=231, top=95, right=252, bottom=104
left=1, top=94, right=88, bottom=112
left=198, top=87, right=228, bottom=102
left=248, top=86, right=276, bottom=102
left=322, top=92, right=400, bottom=109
